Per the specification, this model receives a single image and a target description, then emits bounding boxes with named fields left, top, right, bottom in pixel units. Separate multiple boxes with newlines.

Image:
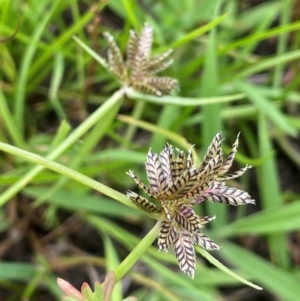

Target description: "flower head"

left=104, top=23, right=178, bottom=96
left=126, top=133, right=254, bottom=278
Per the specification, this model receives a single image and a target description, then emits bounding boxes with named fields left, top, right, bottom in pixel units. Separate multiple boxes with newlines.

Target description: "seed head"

left=104, top=23, right=178, bottom=96
left=126, top=133, right=255, bottom=278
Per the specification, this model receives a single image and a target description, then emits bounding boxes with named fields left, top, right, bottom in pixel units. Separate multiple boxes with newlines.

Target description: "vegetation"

left=1, top=0, right=300, bottom=300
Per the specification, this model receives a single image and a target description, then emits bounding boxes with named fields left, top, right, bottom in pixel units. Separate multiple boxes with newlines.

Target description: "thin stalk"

left=14, top=0, right=60, bottom=135
left=276, top=132, right=300, bottom=167
left=196, top=247, right=262, bottom=290
left=114, top=221, right=160, bottom=282
left=0, top=88, right=125, bottom=207
left=258, top=113, right=290, bottom=269
left=0, top=90, right=27, bottom=149
left=0, top=139, right=144, bottom=212
left=33, top=100, right=122, bottom=207
left=201, top=0, right=225, bottom=227
left=122, top=100, right=145, bottom=148
left=273, top=0, right=292, bottom=89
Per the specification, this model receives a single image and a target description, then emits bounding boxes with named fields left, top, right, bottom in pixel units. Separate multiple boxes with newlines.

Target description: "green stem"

left=114, top=221, right=160, bottom=282
left=0, top=140, right=136, bottom=209
left=276, top=132, right=300, bottom=167
left=34, top=99, right=122, bottom=207
left=126, top=87, right=244, bottom=106
left=273, top=0, right=291, bottom=89
left=0, top=88, right=125, bottom=207
left=196, top=247, right=262, bottom=290
left=201, top=0, right=225, bottom=228
left=122, top=100, right=145, bottom=148
left=0, top=90, right=27, bottom=149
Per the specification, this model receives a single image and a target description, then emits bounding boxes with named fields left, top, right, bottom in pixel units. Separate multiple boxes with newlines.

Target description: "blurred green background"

left=1, top=0, right=300, bottom=300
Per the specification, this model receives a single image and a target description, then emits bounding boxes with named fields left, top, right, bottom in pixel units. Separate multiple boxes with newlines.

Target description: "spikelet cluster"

left=126, top=132, right=255, bottom=278
left=104, top=23, right=178, bottom=96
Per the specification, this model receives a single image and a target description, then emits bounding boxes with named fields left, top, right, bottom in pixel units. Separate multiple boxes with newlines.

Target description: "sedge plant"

left=0, top=23, right=263, bottom=300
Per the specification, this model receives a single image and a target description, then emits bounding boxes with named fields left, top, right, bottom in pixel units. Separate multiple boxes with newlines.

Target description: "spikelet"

left=126, top=170, right=155, bottom=197
left=131, top=53, right=148, bottom=82
left=137, top=23, right=153, bottom=58
left=174, top=149, right=186, bottom=176
left=126, top=30, right=139, bottom=69
left=104, top=23, right=178, bottom=95
left=216, top=164, right=252, bottom=181
left=201, top=132, right=223, bottom=170
left=103, top=32, right=127, bottom=81
left=173, top=210, right=203, bottom=232
left=174, top=231, right=196, bottom=278
left=147, top=49, right=173, bottom=69
left=217, top=133, right=240, bottom=175
left=157, top=220, right=177, bottom=251
left=145, top=150, right=168, bottom=192
left=132, top=81, right=162, bottom=96
left=159, top=144, right=174, bottom=183
left=192, top=232, right=220, bottom=250
left=126, top=191, right=161, bottom=213
left=147, top=59, right=174, bottom=75
left=144, top=77, right=179, bottom=96
left=202, top=182, right=255, bottom=206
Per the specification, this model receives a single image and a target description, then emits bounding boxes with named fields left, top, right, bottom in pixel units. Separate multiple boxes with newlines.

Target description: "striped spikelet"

left=104, top=23, right=178, bottom=96
left=126, top=132, right=255, bottom=278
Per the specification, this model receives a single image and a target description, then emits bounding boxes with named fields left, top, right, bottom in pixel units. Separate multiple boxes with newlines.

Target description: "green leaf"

left=103, top=236, right=122, bottom=301
left=196, top=247, right=262, bottom=290
left=0, top=88, right=125, bottom=207
left=257, top=113, right=290, bottom=268
left=24, top=186, right=137, bottom=217
left=0, top=262, right=35, bottom=280
left=221, top=243, right=300, bottom=301
left=237, top=81, right=296, bottom=136
left=126, top=87, right=244, bottom=106
left=171, top=13, right=227, bottom=48
left=81, top=283, right=94, bottom=300
left=221, top=201, right=300, bottom=236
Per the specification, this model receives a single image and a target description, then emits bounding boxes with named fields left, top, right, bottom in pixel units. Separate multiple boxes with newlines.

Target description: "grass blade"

left=237, top=81, right=296, bottom=136
left=222, top=242, right=300, bottom=301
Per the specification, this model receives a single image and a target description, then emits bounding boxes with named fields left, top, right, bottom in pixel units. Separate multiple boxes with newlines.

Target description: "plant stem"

left=122, top=100, right=145, bottom=148
left=0, top=140, right=136, bottom=209
left=0, top=88, right=125, bottom=207
left=196, top=246, right=262, bottom=290
left=0, top=90, right=27, bottom=149
left=114, top=221, right=160, bottom=282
